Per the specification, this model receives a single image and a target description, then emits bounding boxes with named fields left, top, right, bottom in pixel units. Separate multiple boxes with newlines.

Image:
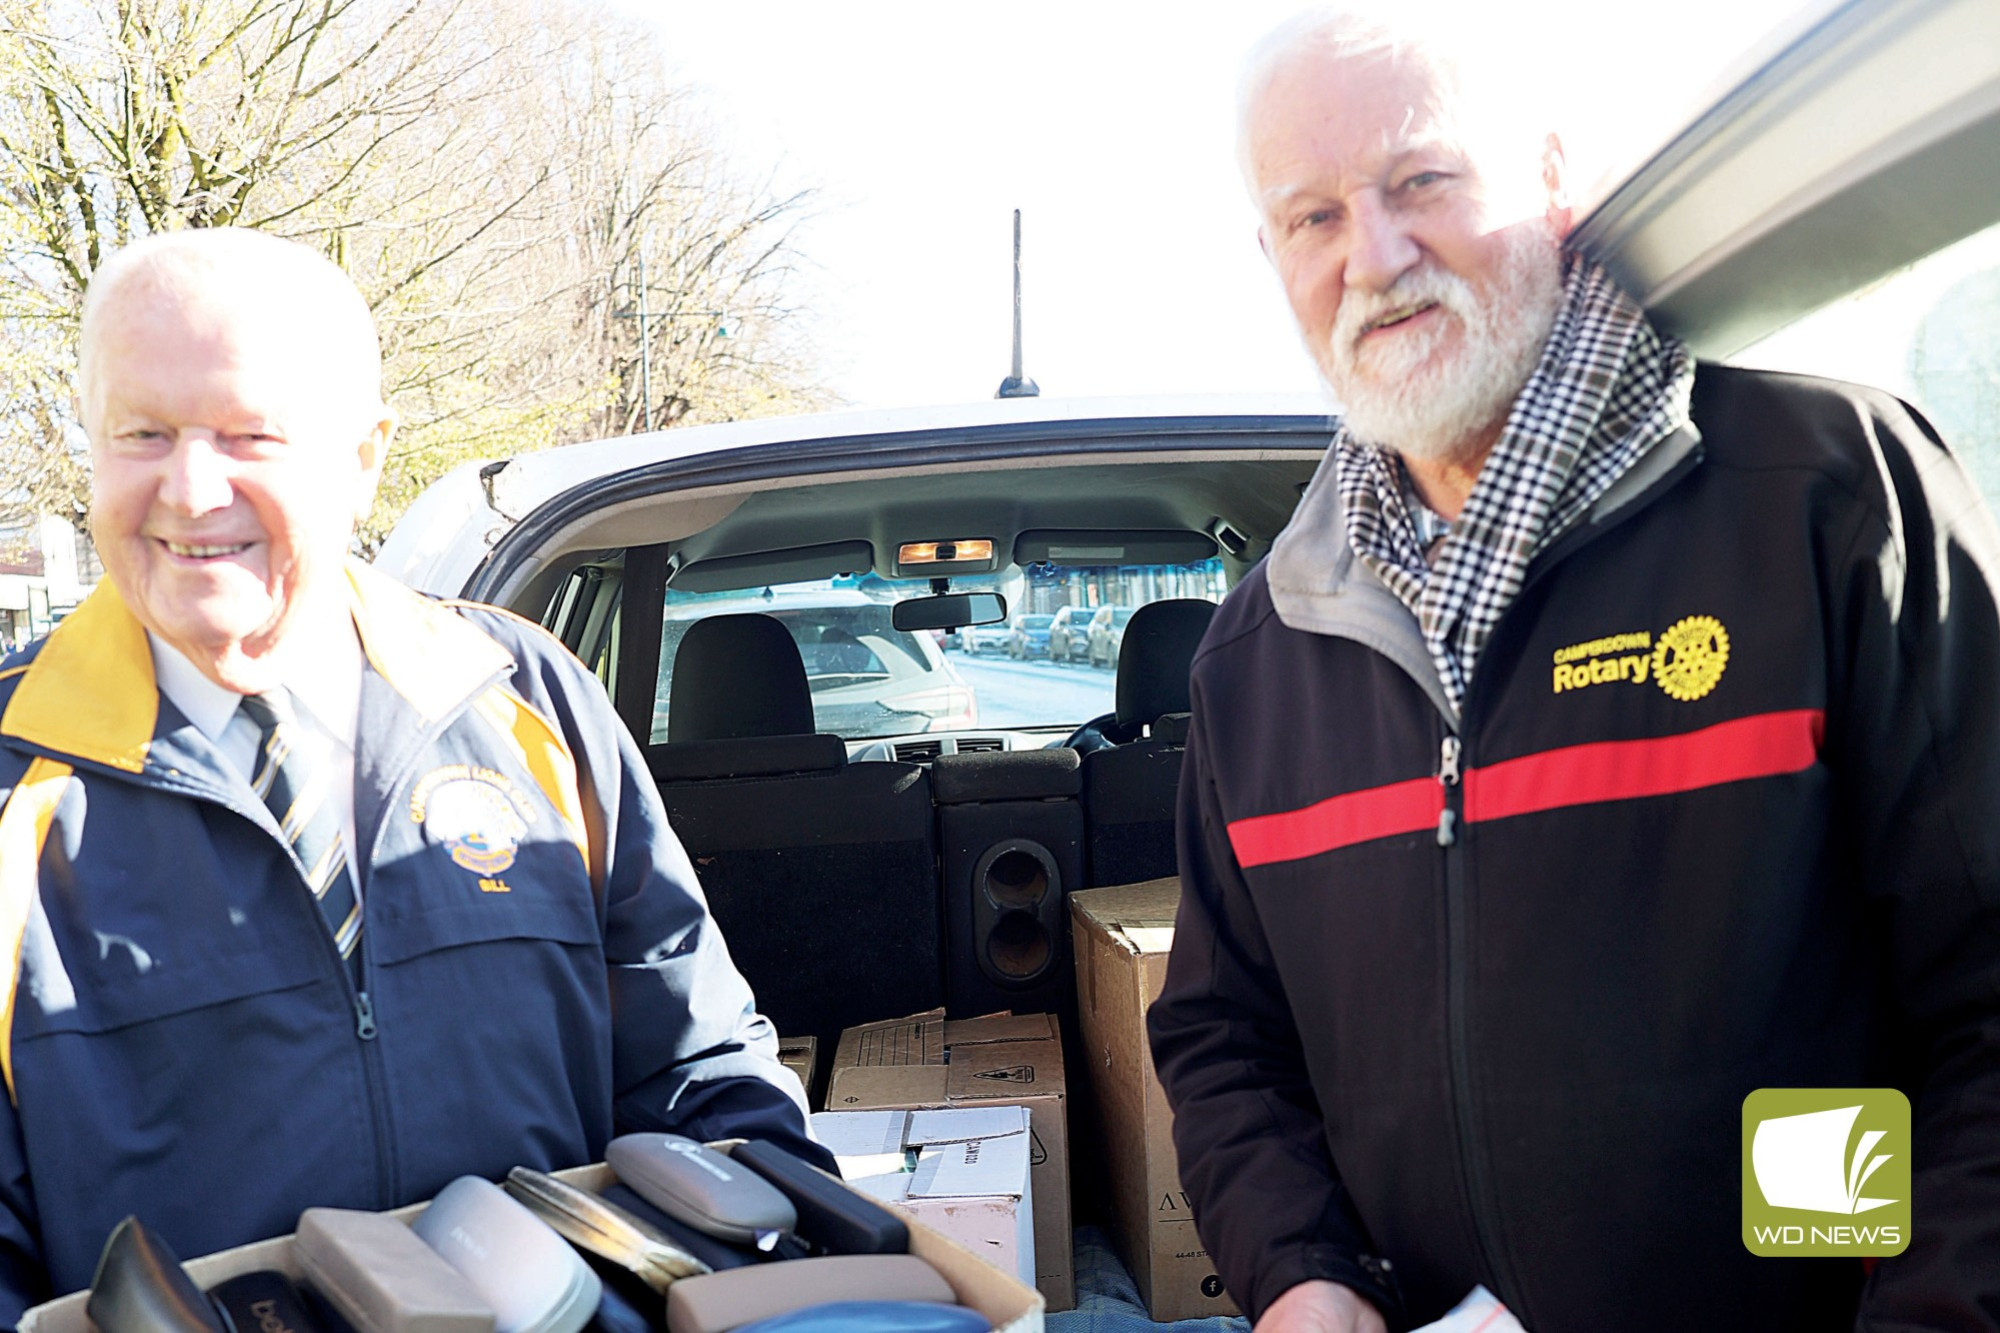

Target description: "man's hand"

left=1256, top=1279, right=1389, bottom=1333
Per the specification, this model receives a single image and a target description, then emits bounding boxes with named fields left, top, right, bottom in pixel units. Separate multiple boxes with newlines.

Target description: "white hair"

left=1235, top=7, right=1554, bottom=205
left=1236, top=9, right=1461, bottom=185
left=77, top=227, right=384, bottom=417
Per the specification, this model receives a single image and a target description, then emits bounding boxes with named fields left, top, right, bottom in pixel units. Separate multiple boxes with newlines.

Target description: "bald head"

left=78, top=228, right=385, bottom=433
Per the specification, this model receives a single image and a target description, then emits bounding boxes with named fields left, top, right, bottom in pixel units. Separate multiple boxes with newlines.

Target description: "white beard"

left=1319, top=222, right=1566, bottom=463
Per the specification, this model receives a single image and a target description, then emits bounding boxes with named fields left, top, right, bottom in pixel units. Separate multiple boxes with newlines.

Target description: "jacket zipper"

left=1437, top=732, right=1512, bottom=1295
left=99, top=761, right=400, bottom=1202
left=221, top=784, right=398, bottom=1207
left=347, top=662, right=515, bottom=1209
left=1423, top=455, right=1703, bottom=1312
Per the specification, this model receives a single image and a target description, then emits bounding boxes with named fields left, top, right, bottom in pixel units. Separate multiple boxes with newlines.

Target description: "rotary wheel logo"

left=1652, top=615, right=1730, bottom=701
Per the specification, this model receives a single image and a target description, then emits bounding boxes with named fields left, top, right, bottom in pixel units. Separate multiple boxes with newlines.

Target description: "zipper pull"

left=355, top=991, right=378, bottom=1041
left=1439, top=735, right=1462, bottom=785
left=1436, top=809, right=1458, bottom=847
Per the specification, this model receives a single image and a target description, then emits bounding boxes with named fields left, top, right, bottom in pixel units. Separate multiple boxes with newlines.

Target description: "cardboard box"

left=776, top=1034, right=818, bottom=1102
left=19, top=1160, right=1045, bottom=1333
left=1071, top=878, right=1238, bottom=1321
left=826, top=1009, right=1073, bottom=1310
left=814, top=1106, right=1035, bottom=1291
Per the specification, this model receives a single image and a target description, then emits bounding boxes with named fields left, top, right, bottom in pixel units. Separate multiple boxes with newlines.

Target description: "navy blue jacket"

left=0, top=562, right=822, bottom=1322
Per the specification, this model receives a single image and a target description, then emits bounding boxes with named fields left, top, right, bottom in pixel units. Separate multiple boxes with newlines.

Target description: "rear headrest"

left=1114, top=599, right=1218, bottom=727
left=933, top=747, right=1080, bottom=805
left=668, top=613, right=816, bottom=743
left=648, top=734, right=847, bottom=783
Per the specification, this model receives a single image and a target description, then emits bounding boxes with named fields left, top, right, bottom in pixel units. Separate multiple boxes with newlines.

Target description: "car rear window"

left=650, top=562, right=1224, bottom=741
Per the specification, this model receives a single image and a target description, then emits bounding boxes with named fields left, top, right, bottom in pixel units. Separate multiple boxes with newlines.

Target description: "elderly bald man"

left=1149, top=12, right=2000, bottom=1333
left=0, top=228, right=823, bottom=1319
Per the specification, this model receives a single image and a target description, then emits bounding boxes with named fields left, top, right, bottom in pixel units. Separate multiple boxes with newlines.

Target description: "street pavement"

left=951, top=649, right=1115, bottom=730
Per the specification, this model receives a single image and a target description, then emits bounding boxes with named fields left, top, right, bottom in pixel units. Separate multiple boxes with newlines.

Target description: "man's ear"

left=353, top=408, right=395, bottom=523
left=1542, top=133, right=1573, bottom=238
left=1258, top=224, right=1274, bottom=265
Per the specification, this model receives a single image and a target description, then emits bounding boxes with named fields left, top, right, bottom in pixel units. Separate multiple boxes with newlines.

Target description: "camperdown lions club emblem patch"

left=1651, top=615, right=1731, bottom=702
left=412, top=770, right=531, bottom=874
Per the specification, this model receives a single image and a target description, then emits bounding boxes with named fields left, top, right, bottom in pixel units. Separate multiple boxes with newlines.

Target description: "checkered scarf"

left=1334, top=254, right=1694, bottom=712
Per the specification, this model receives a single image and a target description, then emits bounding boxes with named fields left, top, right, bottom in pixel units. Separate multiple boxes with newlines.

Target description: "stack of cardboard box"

left=822, top=1009, right=1073, bottom=1310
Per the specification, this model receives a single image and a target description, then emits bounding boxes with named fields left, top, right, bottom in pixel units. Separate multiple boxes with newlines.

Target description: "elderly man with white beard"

left=1148, top=11, right=2000, bottom=1333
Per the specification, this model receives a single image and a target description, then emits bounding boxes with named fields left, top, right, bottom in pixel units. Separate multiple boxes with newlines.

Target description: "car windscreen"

left=650, top=563, right=1225, bottom=742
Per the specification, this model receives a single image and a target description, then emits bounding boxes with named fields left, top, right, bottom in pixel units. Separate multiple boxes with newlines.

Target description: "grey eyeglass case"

left=295, top=1208, right=495, bottom=1333
left=606, top=1134, right=798, bottom=1249
left=410, top=1176, right=601, bottom=1333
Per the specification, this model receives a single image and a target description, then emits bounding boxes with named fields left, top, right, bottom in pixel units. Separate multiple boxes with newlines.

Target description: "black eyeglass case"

left=208, top=1270, right=328, bottom=1333
left=86, top=1217, right=230, bottom=1333
left=725, top=1140, right=908, bottom=1256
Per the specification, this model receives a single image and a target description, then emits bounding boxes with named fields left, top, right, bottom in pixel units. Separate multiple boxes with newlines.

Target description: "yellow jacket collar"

left=2, top=582, right=156, bottom=772
left=1, top=561, right=515, bottom=772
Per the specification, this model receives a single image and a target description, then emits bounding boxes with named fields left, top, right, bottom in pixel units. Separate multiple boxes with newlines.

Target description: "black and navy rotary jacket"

left=1150, top=366, right=2000, bottom=1332
left=0, top=562, right=819, bottom=1324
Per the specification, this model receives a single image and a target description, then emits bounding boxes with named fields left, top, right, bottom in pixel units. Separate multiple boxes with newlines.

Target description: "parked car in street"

left=1047, top=605, right=1091, bottom=663
left=956, top=617, right=1013, bottom=655
left=1085, top=605, right=1138, bottom=669
left=1007, top=612, right=1055, bottom=659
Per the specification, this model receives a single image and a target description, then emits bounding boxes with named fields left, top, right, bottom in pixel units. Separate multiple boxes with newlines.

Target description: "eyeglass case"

left=606, top=1135, right=797, bottom=1249
left=295, top=1208, right=495, bottom=1333
left=86, top=1216, right=229, bottom=1333
left=503, top=1167, right=709, bottom=1292
left=733, top=1303, right=989, bottom=1333
left=663, top=1255, right=954, bottom=1333
left=409, top=1177, right=601, bottom=1333
left=208, top=1270, right=328, bottom=1333
left=595, top=1184, right=759, bottom=1272
left=726, top=1140, right=908, bottom=1256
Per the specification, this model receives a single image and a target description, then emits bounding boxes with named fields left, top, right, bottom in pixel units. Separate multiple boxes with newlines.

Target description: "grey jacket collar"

left=1266, top=425, right=1704, bottom=729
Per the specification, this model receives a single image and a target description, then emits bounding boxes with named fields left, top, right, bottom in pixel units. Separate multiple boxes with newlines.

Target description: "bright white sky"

left=608, top=0, right=1815, bottom=410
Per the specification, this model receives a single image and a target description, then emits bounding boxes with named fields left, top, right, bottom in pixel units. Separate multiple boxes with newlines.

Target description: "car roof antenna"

left=996, top=209, right=1040, bottom=399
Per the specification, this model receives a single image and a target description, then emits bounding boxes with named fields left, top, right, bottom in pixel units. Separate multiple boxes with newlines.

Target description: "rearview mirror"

left=892, top=592, right=1008, bottom=632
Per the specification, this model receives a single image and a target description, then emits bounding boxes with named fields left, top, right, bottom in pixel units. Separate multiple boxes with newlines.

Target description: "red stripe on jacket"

left=1228, top=776, right=1443, bottom=869
left=1226, top=708, right=1825, bottom=869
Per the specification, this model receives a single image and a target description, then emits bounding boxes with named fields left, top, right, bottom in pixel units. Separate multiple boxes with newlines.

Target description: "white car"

left=372, top=0, right=2000, bottom=1226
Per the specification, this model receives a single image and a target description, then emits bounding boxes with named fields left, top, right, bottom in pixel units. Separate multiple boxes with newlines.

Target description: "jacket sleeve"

left=0, top=1095, right=45, bottom=1330
left=0, top=762, right=51, bottom=1328
left=526, top=642, right=832, bottom=1172
left=1147, top=676, right=1402, bottom=1326
left=1833, top=398, right=2000, bottom=1329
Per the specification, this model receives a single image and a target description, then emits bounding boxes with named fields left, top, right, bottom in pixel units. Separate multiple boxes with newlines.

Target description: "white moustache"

left=1331, top=267, right=1476, bottom=363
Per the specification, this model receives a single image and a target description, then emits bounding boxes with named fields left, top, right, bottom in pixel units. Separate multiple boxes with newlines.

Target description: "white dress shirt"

left=149, top=627, right=365, bottom=893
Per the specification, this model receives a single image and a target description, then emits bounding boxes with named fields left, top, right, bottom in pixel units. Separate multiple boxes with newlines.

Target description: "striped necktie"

left=240, top=690, right=362, bottom=969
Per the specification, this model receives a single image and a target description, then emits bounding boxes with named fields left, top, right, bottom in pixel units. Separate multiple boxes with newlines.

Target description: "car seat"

left=1076, top=599, right=1217, bottom=886
left=648, top=613, right=942, bottom=1060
